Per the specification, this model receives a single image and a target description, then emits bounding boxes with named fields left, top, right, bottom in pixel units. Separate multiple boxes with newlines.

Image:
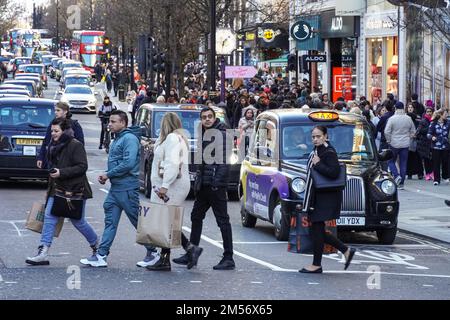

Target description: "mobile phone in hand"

left=153, top=186, right=169, bottom=203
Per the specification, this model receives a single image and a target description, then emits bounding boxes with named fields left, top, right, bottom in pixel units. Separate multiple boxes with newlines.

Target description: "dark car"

left=0, top=97, right=56, bottom=180
left=135, top=103, right=240, bottom=198
left=239, top=110, right=399, bottom=244
left=17, top=64, right=48, bottom=88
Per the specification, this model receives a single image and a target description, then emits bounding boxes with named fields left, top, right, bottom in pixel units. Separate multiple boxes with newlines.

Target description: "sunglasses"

left=201, top=114, right=214, bottom=120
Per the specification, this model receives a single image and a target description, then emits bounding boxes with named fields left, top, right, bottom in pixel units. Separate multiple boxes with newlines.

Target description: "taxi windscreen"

left=0, top=105, right=52, bottom=128
left=152, top=110, right=226, bottom=139
left=282, top=123, right=376, bottom=161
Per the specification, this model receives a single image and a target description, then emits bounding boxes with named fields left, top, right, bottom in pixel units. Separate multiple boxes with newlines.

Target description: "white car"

left=60, top=85, right=97, bottom=113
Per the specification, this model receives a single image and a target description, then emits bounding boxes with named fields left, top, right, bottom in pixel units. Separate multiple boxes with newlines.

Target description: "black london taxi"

left=0, top=97, right=56, bottom=180
left=135, top=103, right=240, bottom=198
left=239, top=110, right=399, bottom=244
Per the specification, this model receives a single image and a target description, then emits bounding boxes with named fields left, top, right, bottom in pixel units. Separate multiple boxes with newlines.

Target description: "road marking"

left=130, top=281, right=142, bottom=283
left=423, top=284, right=434, bottom=287
left=223, top=241, right=287, bottom=245
left=398, top=233, right=450, bottom=254
left=88, top=181, right=94, bottom=185
left=0, top=220, right=26, bottom=237
left=190, top=281, right=202, bottom=283
left=404, top=186, right=450, bottom=200
left=251, top=281, right=263, bottom=284
left=308, top=282, right=320, bottom=285
left=5, top=282, right=17, bottom=284
left=100, top=189, right=109, bottom=194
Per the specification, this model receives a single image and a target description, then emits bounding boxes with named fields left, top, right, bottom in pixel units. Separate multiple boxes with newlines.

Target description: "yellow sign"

left=308, top=111, right=340, bottom=122
left=263, top=30, right=274, bottom=41
left=16, top=139, right=43, bottom=146
left=245, top=32, right=255, bottom=41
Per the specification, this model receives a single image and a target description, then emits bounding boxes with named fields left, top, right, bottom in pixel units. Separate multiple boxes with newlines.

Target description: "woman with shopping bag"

left=26, top=118, right=98, bottom=265
left=300, top=125, right=356, bottom=274
left=145, top=112, right=191, bottom=271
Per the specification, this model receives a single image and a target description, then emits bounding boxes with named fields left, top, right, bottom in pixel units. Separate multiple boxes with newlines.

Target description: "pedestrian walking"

left=416, top=107, right=434, bottom=181
left=384, top=102, right=416, bottom=189
left=300, top=126, right=355, bottom=273
left=105, top=68, right=113, bottom=93
left=146, top=113, right=192, bottom=271
left=80, top=110, right=158, bottom=267
left=406, top=103, right=423, bottom=180
left=173, top=106, right=235, bottom=270
left=427, top=109, right=450, bottom=186
left=37, top=102, right=84, bottom=170
left=98, top=96, right=117, bottom=149
left=26, top=118, right=98, bottom=265
left=238, top=108, right=255, bottom=155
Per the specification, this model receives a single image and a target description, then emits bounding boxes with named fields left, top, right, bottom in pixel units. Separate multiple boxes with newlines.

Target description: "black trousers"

left=432, top=149, right=450, bottom=183
left=161, top=234, right=189, bottom=255
left=311, top=222, right=348, bottom=267
left=189, top=186, right=233, bottom=258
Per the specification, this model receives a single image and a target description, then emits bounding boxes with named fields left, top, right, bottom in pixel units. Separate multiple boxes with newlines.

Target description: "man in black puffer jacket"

left=183, top=106, right=235, bottom=270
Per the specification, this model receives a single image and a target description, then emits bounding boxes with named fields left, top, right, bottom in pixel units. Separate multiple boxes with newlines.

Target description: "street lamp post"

left=220, top=55, right=225, bottom=102
left=209, top=0, right=217, bottom=94
left=56, top=0, right=59, bottom=52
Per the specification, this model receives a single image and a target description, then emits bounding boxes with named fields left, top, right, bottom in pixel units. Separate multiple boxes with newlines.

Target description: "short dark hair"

left=111, top=110, right=128, bottom=126
left=51, top=118, right=71, bottom=131
left=200, top=106, right=216, bottom=119
left=411, top=93, right=419, bottom=101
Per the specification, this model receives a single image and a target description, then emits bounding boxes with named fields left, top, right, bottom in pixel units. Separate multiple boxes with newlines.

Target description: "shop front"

left=364, top=10, right=400, bottom=105
left=320, top=10, right=360, bottom=102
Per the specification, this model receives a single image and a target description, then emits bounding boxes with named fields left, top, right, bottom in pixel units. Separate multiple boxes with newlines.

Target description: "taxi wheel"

left=272, top=199, right=289, bottom=241
left=376, top=227, right=397, bottom=245
left=241, top=197, right=257, bottom=228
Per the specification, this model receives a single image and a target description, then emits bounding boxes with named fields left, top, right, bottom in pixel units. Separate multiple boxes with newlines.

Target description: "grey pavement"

left=399, top=178, right=450, bottom=243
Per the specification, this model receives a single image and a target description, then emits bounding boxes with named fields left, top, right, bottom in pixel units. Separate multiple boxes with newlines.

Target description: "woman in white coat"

left=147, top=112, right=192, bottom=271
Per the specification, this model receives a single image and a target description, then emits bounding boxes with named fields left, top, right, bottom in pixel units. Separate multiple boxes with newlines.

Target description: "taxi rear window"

left=282, top=123, right=375, bottom=161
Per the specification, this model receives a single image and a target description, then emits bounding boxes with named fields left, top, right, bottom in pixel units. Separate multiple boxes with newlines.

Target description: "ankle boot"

left=146, top=252, right=171, bottom=271
left=26, top=245, right=50, bottom=266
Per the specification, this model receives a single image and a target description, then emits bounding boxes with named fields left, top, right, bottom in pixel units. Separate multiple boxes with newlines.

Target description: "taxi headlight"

left=292, top=178, right=306, bottom=194
left=381, top=180, right=396, bottom=195
left=229, top=153, right=239, bottom=165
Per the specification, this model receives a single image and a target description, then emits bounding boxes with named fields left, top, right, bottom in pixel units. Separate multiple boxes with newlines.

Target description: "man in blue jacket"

left=80, top=110, right=157, bottom=267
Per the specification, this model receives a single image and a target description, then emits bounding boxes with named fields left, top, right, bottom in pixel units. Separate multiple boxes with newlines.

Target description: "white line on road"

left=182, top=226, right=450, bottom=279
left=130, top=281, right=143, bottom=283
left=423, top=284, right=434, bottom=287
left=88, top=181, right=94, bottom=185
left=5, top=282, right=17, bottom=284
left=100, top=189, right=109, bottom=194
left=308, top=282, right=320, bottom=285
left=222, top=241, right=287, bottom=245
left=251, top=281, right=263, bottom=284
left=190, top=281, right=202, bottom=283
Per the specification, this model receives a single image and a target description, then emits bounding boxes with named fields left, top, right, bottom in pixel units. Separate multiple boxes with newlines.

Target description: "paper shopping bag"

left=136, top=202, right=184, bottom=249
left=25, top=202, right=64, bottom=237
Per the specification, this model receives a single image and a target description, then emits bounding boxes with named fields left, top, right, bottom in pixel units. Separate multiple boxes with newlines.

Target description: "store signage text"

left=331, top=17, right=343, bottom=31
left=366, top=18, right=395, bottom=30
left=303, top=55, right=327, bottom=63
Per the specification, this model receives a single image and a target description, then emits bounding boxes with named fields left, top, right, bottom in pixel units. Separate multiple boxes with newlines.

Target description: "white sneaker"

left=394, top=176, right=402, bottom=186
left=80, top=253, right=108, bottom=268
left=26, top=245, right=50, bottom=266
left=443, top=179, right=450, bottom=185
left=136, top=251, right=160, bottom=268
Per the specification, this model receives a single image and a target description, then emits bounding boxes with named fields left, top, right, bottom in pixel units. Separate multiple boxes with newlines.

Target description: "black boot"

left=147, top=252, right=171, bottom=271
left=172, top=253, right=189, bottom=265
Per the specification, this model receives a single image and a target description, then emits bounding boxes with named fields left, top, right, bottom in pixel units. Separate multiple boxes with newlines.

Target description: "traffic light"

left=104, top=37, right=111, bottom=59
left=287, top=54, right=297, bottom=72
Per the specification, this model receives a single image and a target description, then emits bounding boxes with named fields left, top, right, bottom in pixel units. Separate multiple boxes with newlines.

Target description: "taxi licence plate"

left=16, top=139, right=43, bottom=146
left=336, top=217, right=365, bottom=226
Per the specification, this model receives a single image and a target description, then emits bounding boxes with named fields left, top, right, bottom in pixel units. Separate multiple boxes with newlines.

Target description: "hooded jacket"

left=106, top=126, right=141, bottom=191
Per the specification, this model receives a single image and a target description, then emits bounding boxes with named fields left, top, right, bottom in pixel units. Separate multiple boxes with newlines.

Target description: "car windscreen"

left=6, top=82, right=35, bottom=96
left=0, top=105, right=52, bottom=128
left=64, top=63, right=83, bottom=69
left=52, top=59, right=61, bottom=67
left=152, top=110, right=227, bottom=138
left=20, top=65, right=43, bottom=74
left=65, top=86, right=92, bottom=95
left=16, top=59, right=31, bottom=65
left=42, top=57, right=54, bottom=65
left=281, top=123, right=376, bottom=161
left=65, top=78, right=89, bottom=86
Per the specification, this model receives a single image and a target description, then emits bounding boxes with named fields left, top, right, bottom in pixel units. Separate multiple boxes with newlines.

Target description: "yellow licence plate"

left=16, top=139, right=43, bottom=146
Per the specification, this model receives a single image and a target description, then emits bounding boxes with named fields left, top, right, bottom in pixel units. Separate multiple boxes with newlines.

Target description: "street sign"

left=225, top=66, right=257, bottom=79
left=303, top=55, right=327, bottom=63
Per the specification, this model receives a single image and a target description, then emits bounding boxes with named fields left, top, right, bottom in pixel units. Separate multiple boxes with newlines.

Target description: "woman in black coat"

left=300, top=126, right=356, bottom=273
left=26, top=118, right=98, bottom=266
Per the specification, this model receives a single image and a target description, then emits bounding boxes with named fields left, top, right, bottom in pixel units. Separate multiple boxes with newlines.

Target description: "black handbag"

left=193, top=170, right=203, bottom=196
left=310, top=163, right=347, bottom=191
left=51, top=188, right=84, bottom=220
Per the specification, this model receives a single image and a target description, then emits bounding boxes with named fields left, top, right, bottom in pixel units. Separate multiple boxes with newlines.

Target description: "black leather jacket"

left=198, top=119, right=230, bottom=188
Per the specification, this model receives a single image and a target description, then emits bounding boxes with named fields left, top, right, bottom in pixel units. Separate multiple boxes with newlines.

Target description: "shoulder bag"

left=311, top=163, right=347, bottom=192
left=51, top=187, right=84, bottom=220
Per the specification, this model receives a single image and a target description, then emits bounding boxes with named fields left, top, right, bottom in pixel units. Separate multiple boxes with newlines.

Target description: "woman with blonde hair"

left=147, top=112, right=192, bottom=271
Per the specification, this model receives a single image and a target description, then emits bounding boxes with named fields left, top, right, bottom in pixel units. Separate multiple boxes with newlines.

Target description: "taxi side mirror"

left=379, top=149, right=393, bottom=162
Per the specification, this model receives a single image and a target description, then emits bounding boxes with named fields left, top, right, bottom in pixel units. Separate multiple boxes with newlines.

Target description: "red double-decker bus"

left=72, top=30, right=105, bottom=73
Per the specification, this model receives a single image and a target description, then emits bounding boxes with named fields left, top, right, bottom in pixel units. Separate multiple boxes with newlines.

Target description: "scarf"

left=46, top=129, right=74, bottom=168
left=424, top=114, right=432, bottom=122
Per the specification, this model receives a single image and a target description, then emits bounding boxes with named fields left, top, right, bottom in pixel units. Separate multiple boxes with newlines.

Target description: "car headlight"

left=229, top=153, right=239, bottom=165
left=381, top=180, right=396, bottom=195
left=291, top=178, right=306, bottom=194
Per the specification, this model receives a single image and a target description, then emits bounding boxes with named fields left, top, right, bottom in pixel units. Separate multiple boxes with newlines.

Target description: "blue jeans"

left=98, top=189, right=155, bottom=257
left=388, top=147, right=409, bottom=184
left=41, top=197, right=98, bottom=247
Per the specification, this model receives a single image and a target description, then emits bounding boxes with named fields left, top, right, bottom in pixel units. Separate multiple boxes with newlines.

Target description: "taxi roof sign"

left=308, top=111, right=339, bottom=122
